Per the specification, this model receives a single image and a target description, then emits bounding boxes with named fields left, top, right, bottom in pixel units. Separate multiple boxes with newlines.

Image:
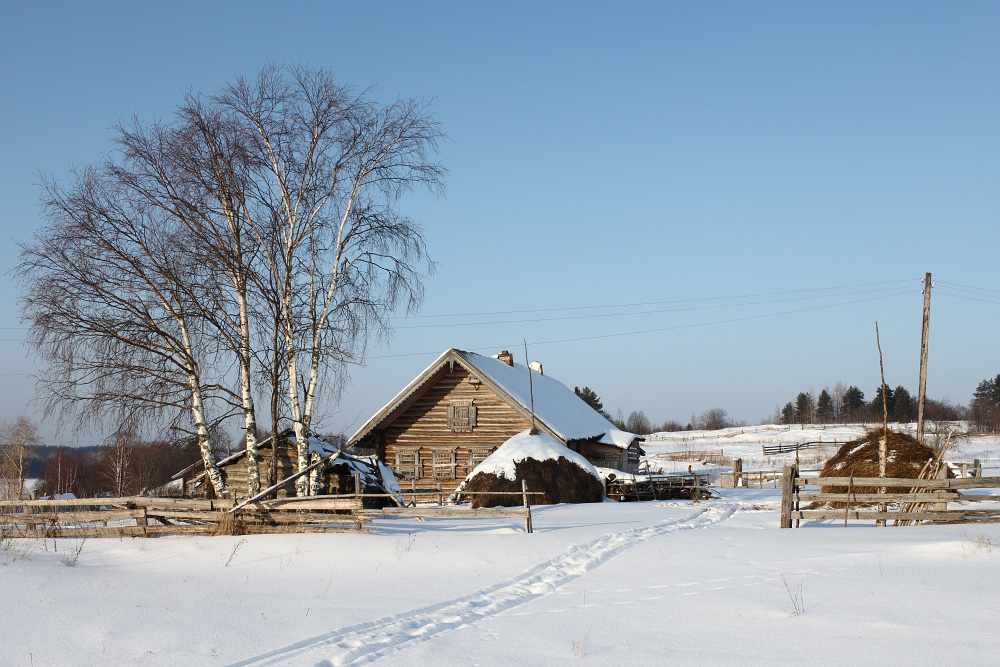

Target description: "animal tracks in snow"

left=231, top=504, right=736, bottom=667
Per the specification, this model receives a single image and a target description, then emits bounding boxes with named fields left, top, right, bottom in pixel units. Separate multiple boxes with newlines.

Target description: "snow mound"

left=468, top=429, right=601, bottom=482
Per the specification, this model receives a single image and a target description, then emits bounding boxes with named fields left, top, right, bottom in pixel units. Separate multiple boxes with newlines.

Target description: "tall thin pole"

left=916, top=272, right=932, bottom=444
left=876, top=321, right=888, bottom=528
left=524, top=340, right=538, bottom=435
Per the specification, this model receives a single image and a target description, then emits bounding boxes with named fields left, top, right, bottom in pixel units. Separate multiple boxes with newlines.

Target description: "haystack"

left=817, top=430, right=939, bottom=506
left=456, top=429, right=604, bottom=508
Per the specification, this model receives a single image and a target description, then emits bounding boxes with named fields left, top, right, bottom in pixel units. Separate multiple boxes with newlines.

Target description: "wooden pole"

left=876, top=322, right=889, bottom=527
left=844, top=463, right=855, bottom=528
left=524, top=340, right=538, bottom=435
left=779, top=466, right=794, bottom=528
left=353, top=472, right=361, bottom=498
left=521, top=479, right=533, bottom=534
left=916, top=272, right=932, bottom=445
left=228, top=451, right=340, bottom=513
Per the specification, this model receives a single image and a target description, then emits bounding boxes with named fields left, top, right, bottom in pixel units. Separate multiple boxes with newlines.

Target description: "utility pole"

left=916, top=272, right=932, bottom=444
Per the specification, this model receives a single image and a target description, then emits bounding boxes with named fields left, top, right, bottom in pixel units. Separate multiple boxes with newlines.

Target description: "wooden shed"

left=348, top=349, right=644, bottom=493
left=171, top=432, right=360, bottom=500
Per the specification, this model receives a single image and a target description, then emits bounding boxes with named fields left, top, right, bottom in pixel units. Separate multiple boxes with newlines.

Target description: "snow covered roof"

left=461, top=429, right=601, bottom=482
left=348, top=348, right=642, bottom=450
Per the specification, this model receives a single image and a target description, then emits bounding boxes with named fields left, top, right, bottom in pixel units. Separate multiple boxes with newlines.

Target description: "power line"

left=368, top=289, right=913, bottom=359
left=397, top=278, right=917, bottom=320
left=936, top=280, right=1000, bottom=295
left=393, top=286, right=917, bottom=330
left=935, top=289, right=1000, bottom=306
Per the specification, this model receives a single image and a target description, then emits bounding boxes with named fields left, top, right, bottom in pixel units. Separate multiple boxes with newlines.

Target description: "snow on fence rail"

left=779, top=465, right=1000, bottom=528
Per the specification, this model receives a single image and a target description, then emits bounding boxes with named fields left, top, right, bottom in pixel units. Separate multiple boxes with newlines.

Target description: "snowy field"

left=4, top=490, right=1000, bottom=666
left=4, top=424, right=1000, bottom=666
left=642, top=423, right=1000, bottom=474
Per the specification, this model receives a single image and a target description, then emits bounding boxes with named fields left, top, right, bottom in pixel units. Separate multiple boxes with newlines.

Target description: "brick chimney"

left=498, top=350, right=513, bottom=366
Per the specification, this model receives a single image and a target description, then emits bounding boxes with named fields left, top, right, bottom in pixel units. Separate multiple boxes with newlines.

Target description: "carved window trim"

left=447, top=399, right=477, bottom=432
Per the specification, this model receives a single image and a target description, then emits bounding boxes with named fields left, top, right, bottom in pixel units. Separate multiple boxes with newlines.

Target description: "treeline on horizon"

left=576, top=372, right=1000, bottom=435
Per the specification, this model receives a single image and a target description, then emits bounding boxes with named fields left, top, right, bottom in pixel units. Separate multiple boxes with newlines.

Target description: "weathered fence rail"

left=0, top=483, right=542, bottom=536
left=761, top=441, right=836, bottom=456
left=779, top=465, right=1000, bottom=528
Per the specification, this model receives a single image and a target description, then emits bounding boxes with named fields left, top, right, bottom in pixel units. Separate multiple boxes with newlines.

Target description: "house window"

left=447, top=399, right=477, bottom=432
left=432, top=448, right=458, bottom=479
left=395, top=447, right=421, bottom=478
left=468, top=447, right=493, bottom=469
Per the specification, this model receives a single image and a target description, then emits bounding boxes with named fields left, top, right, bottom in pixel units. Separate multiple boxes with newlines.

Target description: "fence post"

left=974, top=459, right=982, bottom=478
left=353, top=472, right=361, bottom=498
left=437, top=481, right=443, bottom=506
left=779, top=466, right=795, bottom=528
left=411, top=478, right=417, bottom=506
left=933, top=464, right=949, bottom=513
left=522, top=479, right=533, bottom=534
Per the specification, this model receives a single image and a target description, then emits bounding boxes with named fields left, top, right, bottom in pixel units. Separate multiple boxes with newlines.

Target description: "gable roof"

left=347, top=348, right=641, bottom=449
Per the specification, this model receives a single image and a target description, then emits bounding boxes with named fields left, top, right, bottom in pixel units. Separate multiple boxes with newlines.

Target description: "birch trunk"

left=236, top=287, right=260, bottom=496
left=189, top=368, right=225, bottom=496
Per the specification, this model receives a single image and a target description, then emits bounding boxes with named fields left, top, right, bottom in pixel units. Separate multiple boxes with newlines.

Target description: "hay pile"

left=817, top=430, right=938, bottom=506
left=456, top=430, right=604, bottom=508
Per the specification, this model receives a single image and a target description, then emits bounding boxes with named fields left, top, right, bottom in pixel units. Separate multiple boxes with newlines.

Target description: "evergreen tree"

left=973, top=375, right=1000, bottom=405
left=841, top=386, right=866, bottom=420
left=971, top=374, right=1000, bottom=432
left=780, top=402, right=795, bottom=425
left=891, top=386, right=914, bottom=423
left=816, top=389, right=833, bottom=423
left=574, top=386, right=604, bottom=415
left=794, top=392, right=815, bottom=424
left=870, top=385, right=895, bottom=420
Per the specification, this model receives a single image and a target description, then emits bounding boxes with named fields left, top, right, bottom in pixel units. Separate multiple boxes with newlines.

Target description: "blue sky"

left=2, top=2, right=999, bottom=443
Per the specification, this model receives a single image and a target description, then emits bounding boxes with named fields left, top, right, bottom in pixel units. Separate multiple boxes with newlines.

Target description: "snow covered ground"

left=642, top=423, right=1000, bottom=474
left=4, top=425, right=1000, bottom=665
left=4, top=489, right=1000, bottom=666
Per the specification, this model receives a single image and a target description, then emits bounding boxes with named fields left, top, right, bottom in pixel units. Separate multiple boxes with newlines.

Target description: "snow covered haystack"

left=818, top=430, right=940, bottom=506
left=455, top=429, right=604, bottom=508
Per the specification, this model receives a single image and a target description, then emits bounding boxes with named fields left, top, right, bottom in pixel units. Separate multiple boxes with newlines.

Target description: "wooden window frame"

left=432, top=448, right=458, bottom=479
left=447, top=399, right=477, bottom=432
left=395, top=447, right=421, bottom=478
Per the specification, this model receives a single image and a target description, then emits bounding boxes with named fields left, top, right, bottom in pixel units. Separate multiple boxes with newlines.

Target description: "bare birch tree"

left=18, top=169, right=228, bottom=496
left=0, top=416, right=39, bottom=500
left=109, top=103, right=268, bottom=495
left=219, top=65, right=444, bottom=494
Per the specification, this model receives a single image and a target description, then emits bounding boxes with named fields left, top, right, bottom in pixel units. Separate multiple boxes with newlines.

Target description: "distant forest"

left=577, top=373, right=1000, bottom=435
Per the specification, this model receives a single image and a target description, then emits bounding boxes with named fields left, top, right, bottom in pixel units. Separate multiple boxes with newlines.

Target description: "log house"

left=349, top=349, right=644, bottom=493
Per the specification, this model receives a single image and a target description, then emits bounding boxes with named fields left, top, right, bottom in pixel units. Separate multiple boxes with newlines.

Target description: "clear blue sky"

left=2, top=1, right=999, bottom=444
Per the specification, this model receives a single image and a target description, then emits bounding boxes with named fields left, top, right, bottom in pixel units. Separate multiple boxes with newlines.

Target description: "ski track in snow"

left=230, top=504, right=736, bottom=667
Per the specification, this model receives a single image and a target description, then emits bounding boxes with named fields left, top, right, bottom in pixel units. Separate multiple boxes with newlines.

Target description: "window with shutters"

left=447, top=399, right=477, bottom=432
left=468, top=447, right=494, bottom=471
left=395, top=447, right=421, bottom=478
left=432, top=448, right=458, bottom=479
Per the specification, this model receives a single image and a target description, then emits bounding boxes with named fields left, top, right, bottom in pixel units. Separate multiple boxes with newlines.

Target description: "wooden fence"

left=779, top=465, right=1000, bottom=527
left=0, top=483, right=541, bottom=537
left=761, top=441, right=835, bottom=456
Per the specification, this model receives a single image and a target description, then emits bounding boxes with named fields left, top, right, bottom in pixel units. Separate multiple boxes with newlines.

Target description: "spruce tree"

left=781, top=402, right=795, bottom=424
left=574, top=386, right=604, bottom=414
left=892, top=386, right=913, bottom=423
left=795, top=392, right=815, bottom=424
left=816, top=390, right=833, bottom=423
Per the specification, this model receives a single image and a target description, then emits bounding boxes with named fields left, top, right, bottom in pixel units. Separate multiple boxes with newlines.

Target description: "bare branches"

left=18, top=64, right=445, bottom=499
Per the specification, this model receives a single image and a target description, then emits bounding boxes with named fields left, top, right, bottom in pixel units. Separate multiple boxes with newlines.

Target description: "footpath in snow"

left=4, top=490, right=1000, bottom=666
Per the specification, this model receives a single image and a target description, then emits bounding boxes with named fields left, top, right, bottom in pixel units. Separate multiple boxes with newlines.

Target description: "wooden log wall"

left=381, top=366, right=533, bottom=493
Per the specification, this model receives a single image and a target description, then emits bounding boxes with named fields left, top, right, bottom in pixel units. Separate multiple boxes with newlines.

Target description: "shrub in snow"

left=456, top=430, right=604, bottom=508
